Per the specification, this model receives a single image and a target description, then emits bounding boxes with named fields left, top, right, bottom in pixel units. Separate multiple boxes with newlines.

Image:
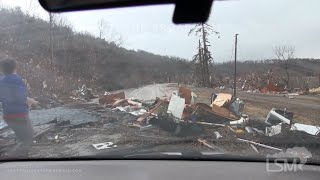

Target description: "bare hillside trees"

left=273, top=46, right=295, bottom=88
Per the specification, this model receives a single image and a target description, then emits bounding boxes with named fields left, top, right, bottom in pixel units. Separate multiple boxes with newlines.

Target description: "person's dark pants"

left=4, top=116, right=34, bottom=157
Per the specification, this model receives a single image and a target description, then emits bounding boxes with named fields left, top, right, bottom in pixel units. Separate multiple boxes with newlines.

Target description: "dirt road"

left=122, top=83, right=176, bottom=101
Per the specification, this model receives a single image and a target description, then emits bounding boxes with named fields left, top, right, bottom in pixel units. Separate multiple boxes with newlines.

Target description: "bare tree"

left=25, top=0, right=39, bottom=18
left=273, top=45, right=295, bottom=88
left=191, top=40, right=204, bottom=84
left=97, top=18, right=109, bottom=39
left=189, top=23, right=219, bottom=87
left=110, top=34, right=124, bottom=48
left=97, top=19, right=124, bottom=47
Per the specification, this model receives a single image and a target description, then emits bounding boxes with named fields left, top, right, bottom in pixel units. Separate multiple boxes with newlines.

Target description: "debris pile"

left=309, top=87, right=320, bottom=95
left=1, top=86, right=319, bottom=158
left=93, top=87, right=320, bottom=153
left=70, top=84, right=96, bottom=100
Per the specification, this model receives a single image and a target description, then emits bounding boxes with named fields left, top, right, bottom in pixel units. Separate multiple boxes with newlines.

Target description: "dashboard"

left=1, top=160, right=320, bottom=180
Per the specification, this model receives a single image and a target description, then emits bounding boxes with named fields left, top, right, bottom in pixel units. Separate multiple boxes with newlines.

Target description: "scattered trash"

left=99, top=91, right=125, bottom=105
left=130, top=109, right=147, bottom=116
left=43, top=81, right=47, bottom=89
left=72, top=84, right=95, bottom=100
left=127, top=99, right=142, bottom=109
left=12, top=84, right=318, bottom=158
left=136, top=99, right=166, bottom=123
left=140, top=125, right=155, bottom=131
left=288, top=93, right=299, bottom=96
left=245, top=126, right=254, bottom=134
left=252, top=128, right=265, bottom=135
left=92, top=142, right=117, bottom=150
left=176, top=87, right=197, bottom=105
left=265, top=108, right=293, bottom=125
left=214, top=131, right=222, bottom=139
left=211, top=93, right=232, bottom=107
left=127, top=123, right=142, bottom=128
left=195, top=121, right=225, bottom=127
left=265, top=108, right=320, bottom=136
left=178, top=87, right=192, bottom=104
left=291, top=123, right=320, bottom=136
left=235, top=129, right=245, bottom=135
left=249, top=144, right=259, bottom=153
left=191, top=92, right=198, bottom=105
left=229, top=98, right=244, bottom=117
left=210, top=103, right=231, bottom=118
left=112, top=106, right=128, bottom=112
left=260, top=83, right=284, bottom=93
left=309, top=87, right=320, bottom=94
left=229, top=116, right=249, bottom=127
left=266, top=123, right=282, bottom=137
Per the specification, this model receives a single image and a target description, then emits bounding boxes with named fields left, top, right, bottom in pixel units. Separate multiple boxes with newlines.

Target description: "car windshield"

left=0, top=0, right=319, bottom=163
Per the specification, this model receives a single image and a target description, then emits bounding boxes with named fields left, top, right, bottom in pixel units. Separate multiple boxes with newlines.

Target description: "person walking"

left=0, top=59, right=36, bottom=157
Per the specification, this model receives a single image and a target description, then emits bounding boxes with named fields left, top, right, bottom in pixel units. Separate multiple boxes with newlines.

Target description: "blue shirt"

left=0, top=74, right=28, bottom=118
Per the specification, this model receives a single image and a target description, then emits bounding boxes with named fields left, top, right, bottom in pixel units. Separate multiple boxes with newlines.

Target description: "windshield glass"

left=0, top=0, right=319, bottom=163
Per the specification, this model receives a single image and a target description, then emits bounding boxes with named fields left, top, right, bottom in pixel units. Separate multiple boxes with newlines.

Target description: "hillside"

left=0, top=7, right=193, bottom=97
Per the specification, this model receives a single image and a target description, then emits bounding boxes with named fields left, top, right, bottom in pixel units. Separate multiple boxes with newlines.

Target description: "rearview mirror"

left=38, top=0, right=214, bottom=24
left=39, top=0, right=173, bottom=12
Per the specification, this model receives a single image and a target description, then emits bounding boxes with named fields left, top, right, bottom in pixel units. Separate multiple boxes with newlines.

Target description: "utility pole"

left=233, top=34, right=239, bottom=97
left=49, top=12, right=53, bottom=67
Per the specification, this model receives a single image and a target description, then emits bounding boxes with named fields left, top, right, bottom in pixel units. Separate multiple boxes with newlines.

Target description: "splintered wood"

left=198, top=138, right=215, bottom=150
left=98, top=91, right=125, bottom=105
left=136, top=100, right=165, bottom=123
left=178, top=87, right=192, bottom=104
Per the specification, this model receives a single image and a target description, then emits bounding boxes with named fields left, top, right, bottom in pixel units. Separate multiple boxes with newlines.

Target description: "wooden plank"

left=237, top=138, right=283, bottom=151
left=34, top=124, right=56, bottom=138
left=178, top=87, right=192, bottom=104
left=198, top=138, right=215, bottom=150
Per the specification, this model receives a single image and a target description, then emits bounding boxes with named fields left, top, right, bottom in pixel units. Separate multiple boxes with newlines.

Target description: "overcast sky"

left=1, top=0, right=320, bottom=62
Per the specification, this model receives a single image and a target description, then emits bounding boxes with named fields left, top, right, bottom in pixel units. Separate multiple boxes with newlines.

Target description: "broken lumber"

left=195, top=121, right=225, bottom=127
left=99, top=91, right=125, bottom=105
left=249, top=144, right=259, bottom=153
left=237, top=138, right=282, bottom=151
left=137, top=100, right=165, bottom=123
left=178, top=87, right=192, bottom=104
left=198, top=138, right=215, bottom=150
left=34, top=124, right=56, bottom=139
left=211, top=93, right=232, bottom=107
